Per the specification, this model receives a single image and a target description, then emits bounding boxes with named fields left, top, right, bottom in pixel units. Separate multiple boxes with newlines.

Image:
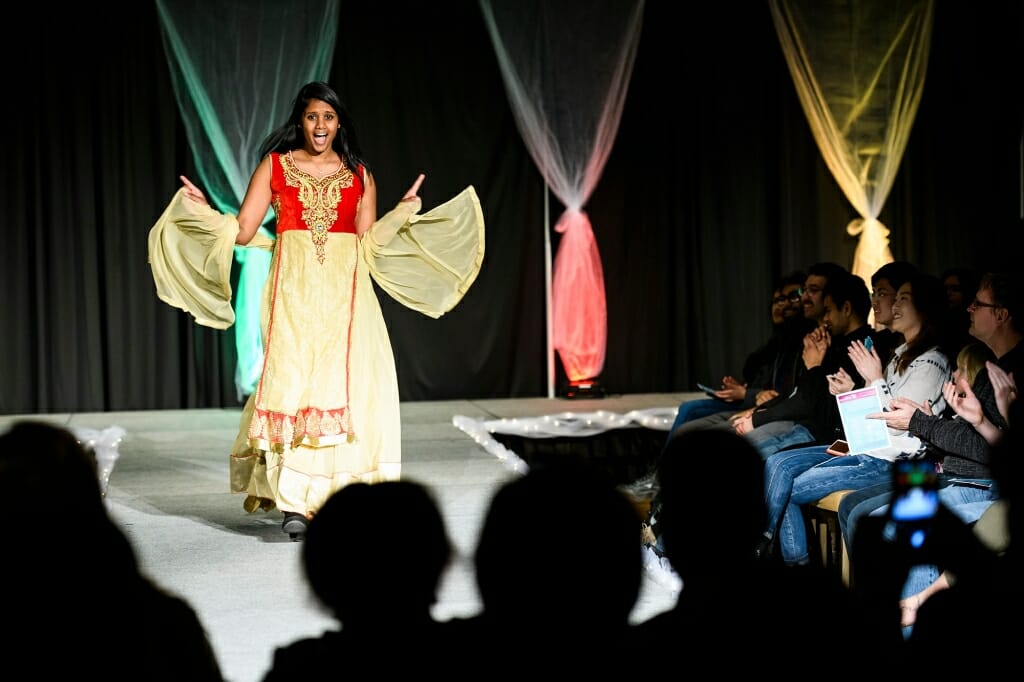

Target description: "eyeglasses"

left=772, top=290, right=803, bottom=305
left=969, top=298, right=1001, bottom=310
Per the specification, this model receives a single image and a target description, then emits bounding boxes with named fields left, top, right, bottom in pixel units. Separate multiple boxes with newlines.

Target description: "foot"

left=282, top=511, right=309, bottom=540
left=243, top=495, right=276, bottom=513
left=753, top=534, right=774, bottom=561
left=620, top=472, right=659, bottom=499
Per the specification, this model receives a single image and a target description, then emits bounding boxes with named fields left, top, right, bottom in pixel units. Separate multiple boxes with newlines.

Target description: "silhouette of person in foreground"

left=0, top=420, right=223, bottom=680
left=263, top=479, right=453, bottom=680
left=448, top=457, right=644, bottom=675
left=636, top=428, right=876, bottom=669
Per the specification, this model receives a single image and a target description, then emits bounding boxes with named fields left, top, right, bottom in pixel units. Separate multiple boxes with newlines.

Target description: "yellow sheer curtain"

left=770, top=0, right=934, bottom=286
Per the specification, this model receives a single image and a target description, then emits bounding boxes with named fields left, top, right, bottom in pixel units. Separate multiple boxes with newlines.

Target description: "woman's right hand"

left=179, top=175, right=208, bottom=206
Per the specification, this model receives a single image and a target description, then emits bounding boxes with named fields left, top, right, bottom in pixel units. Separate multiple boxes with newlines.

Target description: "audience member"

left=938, top=265, right=981, bottom=360
left=0, top=421, right=223, bottom=681
left=904, top=399, right=1021, bottom=658
left=628, top=271, right=812, bottom=498
left=448, top=458, right=643, bottom=675
left=757, top=271, right=950, bottom=565
left=868, top=260, right=920, bottom=364
left=665, top=270, right=810, bottom=434
left=838, top=341, right=996, bottom=561
left=851, top=399, right=1022, bottom=665
left=734, top=268, right=876, bottom=457
left=262, top=480, right=453, bottom=680
left=847, top=272, right=1024, bottom=547
left=667, top=262, right=849, bottom=451
left=637, top=428, right=872, bottom=667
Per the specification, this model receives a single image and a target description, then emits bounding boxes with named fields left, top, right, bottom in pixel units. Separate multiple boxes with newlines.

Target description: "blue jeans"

left=763, top=445, right=833, bottom=540
left=778, top=453, right=894, bottom=565
left=838, top=481, right=892, bottom=557
left=664, top=398, right=733, bottom=447
left=841, top=478, right=998, bottom=557
left=899, top=482, right=997, bottom=598
left=746, top=422, right=814, bottom=460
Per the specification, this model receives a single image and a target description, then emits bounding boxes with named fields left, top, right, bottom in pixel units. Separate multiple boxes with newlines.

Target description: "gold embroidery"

left=249, top=406, right=352, bottom=448
left=281, top=153, right=355, bottom=264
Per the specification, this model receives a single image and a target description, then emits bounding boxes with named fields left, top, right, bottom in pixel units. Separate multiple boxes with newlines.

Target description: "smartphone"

left=886, top=458, right=939, bottom=550
left=825, top=439, right=849, bottom=456
left=696, top=383, right=718, bottom=398
left=864, top=336, right=874, bottom=353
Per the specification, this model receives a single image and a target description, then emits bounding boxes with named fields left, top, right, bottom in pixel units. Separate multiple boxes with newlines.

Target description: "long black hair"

left=894, top=271, right=947, bottom=375
left=257, top=81, right=370, bottom=176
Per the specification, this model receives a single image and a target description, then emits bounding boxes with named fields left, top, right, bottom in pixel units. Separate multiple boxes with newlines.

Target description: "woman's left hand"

left=402, top=173, right=425, bottom=202
left=848, top=339, right=882, bottom=383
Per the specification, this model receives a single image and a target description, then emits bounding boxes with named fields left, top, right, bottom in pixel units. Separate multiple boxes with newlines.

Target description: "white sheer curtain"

left=480, top=0, right=644, bottom=396
left=770, top=0, right=933, bottom=288
left=155, top=0, right=338, bottom=398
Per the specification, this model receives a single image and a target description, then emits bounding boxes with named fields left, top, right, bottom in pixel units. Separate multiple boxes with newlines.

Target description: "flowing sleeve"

left=361, top=186, right=485, bottom=319
left=147, top=188, right=242, bottom=329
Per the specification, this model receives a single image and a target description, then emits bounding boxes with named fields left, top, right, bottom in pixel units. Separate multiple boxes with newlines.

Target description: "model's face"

left=871, top=278, right=897, bottom=327
left=302, top=99, right=339, bottom=153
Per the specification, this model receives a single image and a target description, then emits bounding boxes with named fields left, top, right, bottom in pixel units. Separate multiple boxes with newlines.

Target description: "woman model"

left=150, top=81, right=484, bottom=538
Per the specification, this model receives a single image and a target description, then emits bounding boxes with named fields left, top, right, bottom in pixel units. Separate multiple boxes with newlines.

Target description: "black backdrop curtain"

left=2, top=1, right=1021, bottom=415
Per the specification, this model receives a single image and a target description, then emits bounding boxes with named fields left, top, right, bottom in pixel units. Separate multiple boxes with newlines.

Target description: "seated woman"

left=757, top=271, right=951, bottom=566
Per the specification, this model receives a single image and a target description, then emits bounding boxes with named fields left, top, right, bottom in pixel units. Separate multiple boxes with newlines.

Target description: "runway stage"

left=2, top=391, right=695, bottom=682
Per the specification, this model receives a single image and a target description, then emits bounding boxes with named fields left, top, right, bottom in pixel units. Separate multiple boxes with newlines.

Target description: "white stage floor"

left=2, top=392, right=694, bottom=682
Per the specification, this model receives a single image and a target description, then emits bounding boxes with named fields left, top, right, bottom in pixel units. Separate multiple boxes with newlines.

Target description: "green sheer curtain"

left=770, top=0, right=934, bottom=293
left=155, top=0, right=339, bottom=398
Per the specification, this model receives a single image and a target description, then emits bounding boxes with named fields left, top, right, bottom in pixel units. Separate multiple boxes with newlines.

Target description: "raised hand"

left=402, top=173, right=425, bottom=202
left=847, top=339, right=882, bottom=384
left=943, top=371, right=983, bottom=427
left=987, top=361, right=1017, bottom=425
left=179, top=175, right=208, bottom=206
left=802, top=327, right=829, bottom=369
left=827, top=367, right=855, bottom=395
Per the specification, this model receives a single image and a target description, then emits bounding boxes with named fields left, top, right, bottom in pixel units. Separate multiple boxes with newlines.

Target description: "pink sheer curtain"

left=479, top=0, right=644, bottom=394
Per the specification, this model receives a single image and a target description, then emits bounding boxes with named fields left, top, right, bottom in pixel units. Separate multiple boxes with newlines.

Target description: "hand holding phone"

left=696, top=383, right=718, bottom=398
left=885, top=459, right=939, bottom=550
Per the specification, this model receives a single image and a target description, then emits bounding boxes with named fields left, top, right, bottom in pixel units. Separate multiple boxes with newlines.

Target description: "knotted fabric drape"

left=480, top=0, right=644, bottom=390
left=770, top=0, right=933, bottom=288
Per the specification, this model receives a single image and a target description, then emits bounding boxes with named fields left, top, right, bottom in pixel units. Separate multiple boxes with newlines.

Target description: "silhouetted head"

left=0, top=421, right=138, bottom=587
left=474, top=459, right=642, bottom=630
left=940, top=266, right=980, bottom=311
left=303, top=480, right=452, bottom=623
left=0, top=420, right=106, bottom=522
left=656, top=429, right=766, bottom=578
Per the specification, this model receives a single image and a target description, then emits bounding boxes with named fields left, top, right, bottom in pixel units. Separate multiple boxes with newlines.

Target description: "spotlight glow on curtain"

left=770, top=0, right=934, bottom=289
left=155, top=0, right=338, bottom=399
left=480, top=0, right=644, bottom=390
